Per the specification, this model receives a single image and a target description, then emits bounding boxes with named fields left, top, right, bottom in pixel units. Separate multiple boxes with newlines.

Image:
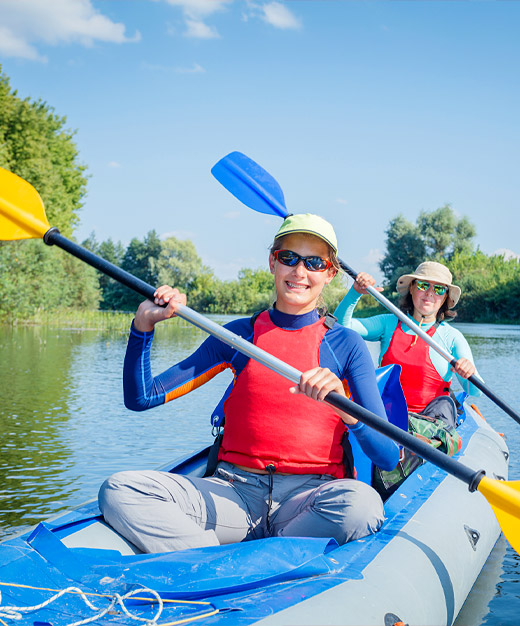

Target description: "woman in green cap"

left=99, top=214, right=400, bottom=553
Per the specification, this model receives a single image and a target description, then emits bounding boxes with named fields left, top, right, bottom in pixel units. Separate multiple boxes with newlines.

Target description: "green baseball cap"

left=274, top=213, right=338, bottom=254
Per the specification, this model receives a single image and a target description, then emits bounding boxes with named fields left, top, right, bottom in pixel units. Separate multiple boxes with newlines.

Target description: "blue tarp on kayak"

left=28, top=523, right=345, bottom=598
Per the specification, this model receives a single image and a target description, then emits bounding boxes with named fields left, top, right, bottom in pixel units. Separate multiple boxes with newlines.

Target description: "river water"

left=0, top=319, right=519, bottom=625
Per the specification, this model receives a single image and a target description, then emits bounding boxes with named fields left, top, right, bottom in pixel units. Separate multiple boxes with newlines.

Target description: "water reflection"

left=0, top=326, right=81, bottom=533
left=0, top=318, right=234, bottom=538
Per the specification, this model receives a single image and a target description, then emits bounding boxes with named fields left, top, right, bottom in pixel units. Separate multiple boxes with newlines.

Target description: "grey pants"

left=98, top=462, right=384, bottom=553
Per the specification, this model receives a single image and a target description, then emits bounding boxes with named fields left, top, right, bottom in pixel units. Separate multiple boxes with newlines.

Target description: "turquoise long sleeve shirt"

left=334, top=288, right=482, bottom=398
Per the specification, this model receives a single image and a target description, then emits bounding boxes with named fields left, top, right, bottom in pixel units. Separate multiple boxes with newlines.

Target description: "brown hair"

left=399, top=281, right=457, bottom=322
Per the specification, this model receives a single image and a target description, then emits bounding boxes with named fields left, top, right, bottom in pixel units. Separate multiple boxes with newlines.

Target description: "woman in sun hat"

left=334, top=261, right=482, bottom=427
left=99, top=213, right=399, bottom=554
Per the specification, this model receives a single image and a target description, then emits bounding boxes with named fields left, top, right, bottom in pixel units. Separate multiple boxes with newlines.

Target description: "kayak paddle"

left=1, top=165, right=519, bottom=554
left=211, top=151, right=520, bottom=427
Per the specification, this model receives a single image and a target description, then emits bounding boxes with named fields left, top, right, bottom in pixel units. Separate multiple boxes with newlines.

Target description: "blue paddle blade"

left=211, top=151, right=289, bottom=218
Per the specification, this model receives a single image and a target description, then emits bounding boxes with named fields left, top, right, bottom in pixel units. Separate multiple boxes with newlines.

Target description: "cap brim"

left=275, top=228, right=337, bottom=254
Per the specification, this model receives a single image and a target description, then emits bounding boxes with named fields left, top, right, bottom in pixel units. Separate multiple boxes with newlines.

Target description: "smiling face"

left=269, top=233, right=337, bottom=315
left=410, top=280, right=448, bottom=321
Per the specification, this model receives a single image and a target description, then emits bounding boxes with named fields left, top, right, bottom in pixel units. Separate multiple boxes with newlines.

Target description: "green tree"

left=448, top=250, right=520, bottom=323
left=189, top=272, right=221, bottom=312
left=453, top=217, right=476, bottom=256
left=0, top=66, right=87, bottom=236
left=322, top=272, right=349, bottom=313
left=107, top=230, right=163, bottom=312
left=190, top=268, right=274, bottom=314
left=379, top=215, right=426, bottom=287
left=156, top=236, right=209, bottom=292
left=82, top=233, right=125, bottom=310
left=233, top=268, right=275, bottom=313
left=0, top=65, right=97, bottom=320
left=379, top=205, right=476, bottom=286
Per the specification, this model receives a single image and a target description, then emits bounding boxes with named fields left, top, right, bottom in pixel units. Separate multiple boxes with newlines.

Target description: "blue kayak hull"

left=0, top=405, right=509, bottom=626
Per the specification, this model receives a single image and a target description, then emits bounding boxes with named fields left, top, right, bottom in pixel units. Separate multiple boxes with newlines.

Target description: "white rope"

left=0, top=586, right=164, bottom=626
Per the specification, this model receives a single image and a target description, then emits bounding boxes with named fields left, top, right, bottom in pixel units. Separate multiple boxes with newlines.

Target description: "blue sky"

left=0, top=0, right=518, bottom=282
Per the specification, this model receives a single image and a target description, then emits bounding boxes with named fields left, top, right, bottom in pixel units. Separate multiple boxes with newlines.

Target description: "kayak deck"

left=0, top=405, right=509, bottom=626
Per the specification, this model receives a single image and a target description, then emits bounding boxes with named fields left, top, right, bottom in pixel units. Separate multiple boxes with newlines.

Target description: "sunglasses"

left=415, top=280, right=448, bottom=296
left=273, top=249, right=333, bottom=272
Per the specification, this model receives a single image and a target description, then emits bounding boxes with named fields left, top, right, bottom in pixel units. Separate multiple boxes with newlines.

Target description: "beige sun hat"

left=396, top=261, right=461, bottom=309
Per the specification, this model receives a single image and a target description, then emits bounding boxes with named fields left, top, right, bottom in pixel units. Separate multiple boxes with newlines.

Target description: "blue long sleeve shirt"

left=123, top=307, right=400, bottom=471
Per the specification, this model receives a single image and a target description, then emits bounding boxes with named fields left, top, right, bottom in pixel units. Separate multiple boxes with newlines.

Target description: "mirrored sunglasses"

left=274, top=249, right=332, bottom=272
left=415, top=280, right=448, bottom=296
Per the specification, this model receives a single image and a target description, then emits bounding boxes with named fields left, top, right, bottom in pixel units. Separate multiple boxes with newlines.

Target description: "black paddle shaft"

left=44, top=228, right=157, bottom=302
left=325, top=390, right=484, bottom=491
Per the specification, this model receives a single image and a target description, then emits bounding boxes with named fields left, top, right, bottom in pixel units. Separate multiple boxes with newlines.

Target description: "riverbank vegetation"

left=1, top=65, right=518, bottom=325
left=376, top=207, right=520, bottom=324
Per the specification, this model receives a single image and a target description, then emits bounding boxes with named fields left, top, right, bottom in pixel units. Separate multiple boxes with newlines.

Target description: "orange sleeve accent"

left=342, top=380, right=352, bottom=399
left=164, top=363, right=229, bottom=403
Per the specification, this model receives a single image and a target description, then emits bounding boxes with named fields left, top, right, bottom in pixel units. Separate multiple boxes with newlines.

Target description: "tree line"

left=0, top=65, right=99, bottom=322
left=1, top=64, right=518, bottom=324
left=376, top=206, right=520, bottom=323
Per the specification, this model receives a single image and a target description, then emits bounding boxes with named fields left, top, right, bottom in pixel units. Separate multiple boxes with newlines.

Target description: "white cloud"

left=362, top=248, right=384, bottom=265
left=0, top=0, right=140, bottom=61
left=224, top=211, right=241, bottom=219
left=176, top=62, right=206, bottom=73
left=141, top=61, right=205, bottom=74
left=184, top=19, right=220, bottom=39
left=261, top=2, right=301, bottom=30
left=107, top=161, right=121, bottom=168
left=0, top=25, right=43, bottom=61
left=165, top=0, right=231, bottom=38
left=165, top=0, right=232, bottom=18
left=493, top=248, right=520, bottom=261
left=335, top=198, right=348, bottom=206
left=160, top=230, right=197, bottom=240
left=166, top=1, right=301, bottom=39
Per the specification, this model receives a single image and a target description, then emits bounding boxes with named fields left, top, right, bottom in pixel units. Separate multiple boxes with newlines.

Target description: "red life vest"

left=381, top=322, right=451, bottom=413
left=218, top=311, right=348, bottom=478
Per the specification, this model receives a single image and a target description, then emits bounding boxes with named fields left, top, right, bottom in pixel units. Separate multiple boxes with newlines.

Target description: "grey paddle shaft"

left=176, top=304, right=301, bottom=384
left=365, top=285, right=455, bottom=364
left=176, top=304, right=483, bottom=490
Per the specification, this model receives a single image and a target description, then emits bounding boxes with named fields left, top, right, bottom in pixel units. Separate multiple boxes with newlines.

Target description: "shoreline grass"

left=2, top=309, right=135, bottom=332
left=1, top=307, right=518, bottom=330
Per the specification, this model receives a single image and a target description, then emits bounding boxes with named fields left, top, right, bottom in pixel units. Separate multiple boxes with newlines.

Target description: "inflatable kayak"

left=0, top=398, right=508, bottom=626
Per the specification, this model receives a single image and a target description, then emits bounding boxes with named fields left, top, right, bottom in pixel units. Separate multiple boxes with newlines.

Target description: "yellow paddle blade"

left=0, top=167, right=50, bottom=240
left=478, top=476, right=520, bottom=553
